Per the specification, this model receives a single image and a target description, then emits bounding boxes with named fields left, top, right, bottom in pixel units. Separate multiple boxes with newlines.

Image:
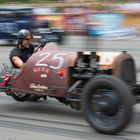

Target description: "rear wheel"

left=82, top=75, right=134, bottom=135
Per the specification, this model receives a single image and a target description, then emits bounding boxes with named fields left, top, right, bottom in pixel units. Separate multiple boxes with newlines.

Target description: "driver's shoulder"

left=11, top=46, right=18, bottom=51
left=10, top=46, right=20, bottom=57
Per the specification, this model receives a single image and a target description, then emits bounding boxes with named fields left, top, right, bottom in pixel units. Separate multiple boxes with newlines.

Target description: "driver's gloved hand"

left=39, top=38, right=48, bottom=48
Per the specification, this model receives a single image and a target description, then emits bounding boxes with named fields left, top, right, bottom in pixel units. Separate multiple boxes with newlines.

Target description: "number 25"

left=35, top=53, right=66, bottom=69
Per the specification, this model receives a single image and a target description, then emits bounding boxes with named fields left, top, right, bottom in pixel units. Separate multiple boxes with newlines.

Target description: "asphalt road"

left=0, top=94, right=140, bottom=140
left=0, top=37, right=140, bottom=140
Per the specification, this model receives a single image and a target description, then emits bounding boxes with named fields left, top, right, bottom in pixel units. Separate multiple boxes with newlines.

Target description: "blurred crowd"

left=0, top=3, right=140, bottom=44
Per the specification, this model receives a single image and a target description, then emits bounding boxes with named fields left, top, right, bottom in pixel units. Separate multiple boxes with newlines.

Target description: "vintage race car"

left=0, top=41, right=137, bottom=135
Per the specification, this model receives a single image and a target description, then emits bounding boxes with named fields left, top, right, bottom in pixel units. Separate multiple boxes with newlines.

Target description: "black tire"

left=28, top=95, right=42, bottom=101
left=82, top=75, right=134, bottom=135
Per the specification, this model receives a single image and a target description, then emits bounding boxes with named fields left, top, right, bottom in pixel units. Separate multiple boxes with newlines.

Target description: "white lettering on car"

left=35, top=52, right=67, bottom=69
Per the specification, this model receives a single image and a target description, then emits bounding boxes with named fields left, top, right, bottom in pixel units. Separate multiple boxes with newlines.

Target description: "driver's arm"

left=11, top=56, right=25, bottom=68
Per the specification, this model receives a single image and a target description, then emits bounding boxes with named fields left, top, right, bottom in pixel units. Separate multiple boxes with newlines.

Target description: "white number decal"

left=36, top=52, right=50, bottom=67
left=35, top=53, right=66, bottom=69
left=49, top=53, right=66, bottom=69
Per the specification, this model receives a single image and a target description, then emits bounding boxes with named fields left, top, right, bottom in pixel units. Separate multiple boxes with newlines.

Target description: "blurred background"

left=0, top=0, right=139, bottom=44
left=0, top=0, right=140, bottom=68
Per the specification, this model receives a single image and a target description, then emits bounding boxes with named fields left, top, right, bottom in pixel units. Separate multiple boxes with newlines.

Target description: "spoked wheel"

left=11, top=91, right=31, bottom=102
left=82, top=75, right=134, bottom=135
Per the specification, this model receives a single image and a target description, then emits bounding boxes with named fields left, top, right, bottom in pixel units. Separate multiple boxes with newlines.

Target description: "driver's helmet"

left=17, top=29, right=33, bottom=44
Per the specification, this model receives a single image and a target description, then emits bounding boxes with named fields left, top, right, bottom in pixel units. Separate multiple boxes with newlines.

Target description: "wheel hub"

left=97, top=92, right=120, bottom=116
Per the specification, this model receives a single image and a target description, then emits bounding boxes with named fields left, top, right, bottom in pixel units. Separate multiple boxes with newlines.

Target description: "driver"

left=9, top=29, right=37, bottom=68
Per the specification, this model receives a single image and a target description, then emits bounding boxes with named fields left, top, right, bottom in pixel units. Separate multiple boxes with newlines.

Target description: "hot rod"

left=0, top=40, right=138, bottom=135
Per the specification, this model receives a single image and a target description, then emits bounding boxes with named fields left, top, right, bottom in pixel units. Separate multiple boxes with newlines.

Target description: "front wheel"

left=82, top=75, right=134, bottom=135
